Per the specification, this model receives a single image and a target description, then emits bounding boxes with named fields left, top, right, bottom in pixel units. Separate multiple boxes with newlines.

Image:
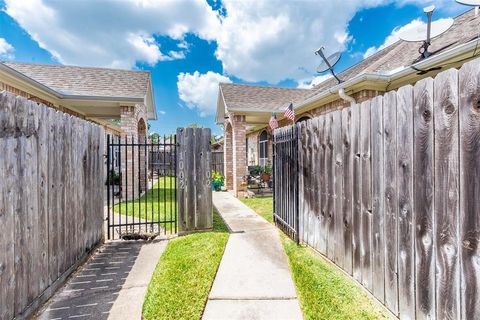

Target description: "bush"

left=105, top=170, right=121, bottom=185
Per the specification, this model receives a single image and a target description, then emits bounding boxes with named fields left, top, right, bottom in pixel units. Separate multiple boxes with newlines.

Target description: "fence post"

left=177, top=127, right=212, bottom=234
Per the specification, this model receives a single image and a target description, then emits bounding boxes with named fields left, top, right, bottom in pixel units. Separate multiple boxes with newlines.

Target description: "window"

left=259, top=130, right=268, bottom=167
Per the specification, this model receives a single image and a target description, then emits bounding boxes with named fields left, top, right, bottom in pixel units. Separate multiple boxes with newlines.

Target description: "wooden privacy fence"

left=0, top=91, right=104, bottom=319
left=211, top=150, right=224, bottom=174
left=273, top=59, right=480, bottom=320
left=176, top=127, right=213, bottom=233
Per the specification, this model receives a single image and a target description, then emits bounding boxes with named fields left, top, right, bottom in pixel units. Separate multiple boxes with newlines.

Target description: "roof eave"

left=296, top=37, right=480, bottom=112
left=0, top=62, right=154, bottom=114
left=215, top=85, right=227, bottom=125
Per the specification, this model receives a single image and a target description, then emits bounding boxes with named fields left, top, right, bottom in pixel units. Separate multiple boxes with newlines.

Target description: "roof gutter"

left=296, top=37, right=479, bottom=110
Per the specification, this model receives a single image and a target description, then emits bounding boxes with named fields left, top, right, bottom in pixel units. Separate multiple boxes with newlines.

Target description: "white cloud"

left=214, top=0, right=395, bottom=83
left=0, top=38, right=14, bottom=59
left=363, top=18, right=424, bottom=58
left=158, top=110, right=166, bottom=115
left=4, top=0, right=220, bottom=68
left=3, top=0, right=459, bottom=84
left=177, top=71, right=231, bottom=117
left=297, top=74, right=333, bottom=89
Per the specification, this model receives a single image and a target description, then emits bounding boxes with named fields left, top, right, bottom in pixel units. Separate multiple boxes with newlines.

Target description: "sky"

left=0, top=0, right=468, bottom=136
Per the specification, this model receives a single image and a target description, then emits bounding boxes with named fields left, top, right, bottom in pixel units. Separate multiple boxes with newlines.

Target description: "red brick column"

left=232, top=114, right=247, bottom=197
left=120, top=104, right=148, bottom=200
left=224, top=122, right=233, bottom=190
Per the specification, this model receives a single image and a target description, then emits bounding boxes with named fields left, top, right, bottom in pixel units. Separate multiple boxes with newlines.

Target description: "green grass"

left=241, top=196, right=391, bottom=320
left=239, top=196, right=273, bottom=223
left=142, top=209, right=229, bottom=320
left=113, top=177, right=176, bottom=230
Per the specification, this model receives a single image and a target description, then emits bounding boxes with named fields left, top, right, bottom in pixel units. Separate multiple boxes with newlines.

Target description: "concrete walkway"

left=35, top=240, right=167, bottom=320
left=203, top=192, right=303, bottom=320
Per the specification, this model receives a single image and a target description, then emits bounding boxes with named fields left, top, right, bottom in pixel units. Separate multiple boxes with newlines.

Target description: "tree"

left=149, top=132, right=160, bottom=144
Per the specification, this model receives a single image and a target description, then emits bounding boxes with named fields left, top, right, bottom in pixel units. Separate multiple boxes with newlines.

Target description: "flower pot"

left=260, top=173, right=271, bottom=182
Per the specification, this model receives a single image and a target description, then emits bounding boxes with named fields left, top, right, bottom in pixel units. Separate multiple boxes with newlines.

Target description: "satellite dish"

left=455, top=0, right=480, bottom=17
left=314, top=47, right=343, bottom=83
left=399, top=19, right=454, bottom=42
left=398, top=5, right=454, bottom=59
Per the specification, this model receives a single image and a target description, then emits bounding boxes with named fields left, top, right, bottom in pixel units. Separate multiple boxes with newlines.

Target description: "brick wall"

left=120, top=104, right=148, bottom=199
left=224, top=122, right=233, bottom=189
left=1, top=81, right=85, bottom=118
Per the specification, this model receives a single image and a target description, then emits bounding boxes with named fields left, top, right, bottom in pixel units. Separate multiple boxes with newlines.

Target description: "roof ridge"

left=220, top=82, right=313, bottom=91
left=1, top=60, right=150, bottom=74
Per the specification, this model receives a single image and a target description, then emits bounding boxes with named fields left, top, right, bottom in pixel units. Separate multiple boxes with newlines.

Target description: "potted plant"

left=260, top=165, right=272, bottom=183
left=212, top=171, right=224, bottom=191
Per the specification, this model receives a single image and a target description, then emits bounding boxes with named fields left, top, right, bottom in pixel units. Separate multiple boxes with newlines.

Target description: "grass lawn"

left=113, top=177, right=176, bottom=230
left=241, top=196, right=391, bottom=320
left=239, top=196, right=273, bottom=223
left=142, top=209, right=229, bottom=320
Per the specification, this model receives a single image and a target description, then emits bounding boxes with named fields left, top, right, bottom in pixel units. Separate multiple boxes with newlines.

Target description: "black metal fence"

left=272, top=125, right=299, bottom=243
left=106, top=135, right=177, bottom=240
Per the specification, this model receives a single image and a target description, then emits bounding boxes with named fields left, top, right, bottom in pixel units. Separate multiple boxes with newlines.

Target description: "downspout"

left=338, top=88, right=356, bottom=104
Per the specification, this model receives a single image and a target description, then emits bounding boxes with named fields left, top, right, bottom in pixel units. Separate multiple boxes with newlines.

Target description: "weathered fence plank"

left=177, top=127, right=213, bottom=233
left=0, top=92, right=16, bottom=320
left=351, top=103, right=362, bottom=282
left=333, top=110, right=344, bottom=268
left=341, top=107, right=353, bottom=275
left=312, top=118, right=322, bottom=251
left=458, top=59, right=480, bottom=320
left=319, top=115, right=328, bottom=255
left=15, top=96, right=30, bottom=314
left=273, top=62, right=480, bottom=320
left=196, top=128, right=212, bottom=229
left=397, top=85, right=415, bottom=319
left=360, top=100, right=373, bottom=291
left=326, top=113, right=335, bottom=261
left=305, top=120, right=314, bottom=247
left=413, top=77, right=435, bottom=320
left=383, top=90, right=399, bottom=315
left=434, top=68, right=461, bottom=320
left=0, top=91, right=104, bottom=319
left=317, top=117, right=327, bottom=255
left=371, top=95, right=385, bottom=301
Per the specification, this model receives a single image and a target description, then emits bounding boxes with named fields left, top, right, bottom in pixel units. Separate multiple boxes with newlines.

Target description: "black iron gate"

left=106, top=135, right=177, bottom=240
left=272, top=125, right=299, bottom=243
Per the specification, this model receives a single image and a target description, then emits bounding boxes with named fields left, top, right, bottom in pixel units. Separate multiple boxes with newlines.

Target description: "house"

left=216, top=8, right=480, bottom=197
left=0, top=61, right=156, bottom=139
left=0, top=61, right=157, bottom=197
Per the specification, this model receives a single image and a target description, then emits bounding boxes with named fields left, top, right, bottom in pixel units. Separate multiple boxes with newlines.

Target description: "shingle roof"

left=309, top=8, right=480, bottom=96
left=220, top=82, right=313, bottom=112
left=1, top=61, right=151, bottom=99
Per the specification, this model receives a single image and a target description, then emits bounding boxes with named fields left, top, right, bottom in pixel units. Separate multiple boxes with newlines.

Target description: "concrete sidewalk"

left=203, top=192, right=303, bottom=320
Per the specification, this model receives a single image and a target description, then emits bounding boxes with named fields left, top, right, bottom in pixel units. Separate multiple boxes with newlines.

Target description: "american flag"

left=284, top=102, right=295, bottom=121
left=269, top=113, right=278, bottom=130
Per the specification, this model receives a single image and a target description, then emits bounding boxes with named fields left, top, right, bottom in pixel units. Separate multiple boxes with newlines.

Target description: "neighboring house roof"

left=0, top=61, right=156, bottom=119
left=309, top=8, right=480, bottom=96
left=216, top=83, right=312, bottom=123
left=220, top=83, right=312, bottom=111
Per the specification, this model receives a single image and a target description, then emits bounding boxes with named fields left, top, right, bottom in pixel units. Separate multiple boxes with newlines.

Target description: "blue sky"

left=0, top=0, right=467, bottom=136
